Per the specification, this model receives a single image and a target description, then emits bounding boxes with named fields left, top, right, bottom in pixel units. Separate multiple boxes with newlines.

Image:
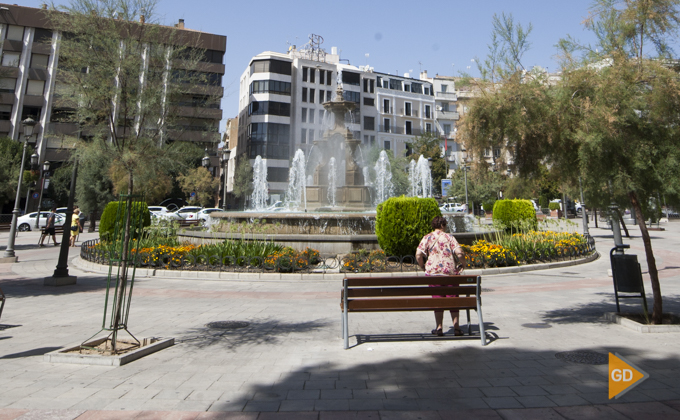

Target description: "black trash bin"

left=610, top=245, right=649, bottom=317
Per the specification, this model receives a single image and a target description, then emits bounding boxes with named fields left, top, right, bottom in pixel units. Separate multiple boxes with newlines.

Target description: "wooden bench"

left=178, top=219, right=200, bottom=228
left=39, top=226, right=65, bottom=244
left=341, top=275, right=486, bottom=349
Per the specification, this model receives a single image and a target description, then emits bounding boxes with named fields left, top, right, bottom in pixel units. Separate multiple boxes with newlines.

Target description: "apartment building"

left=0, top=3, right=226, bottom=165
left=237, top=42, right=435, bottom=198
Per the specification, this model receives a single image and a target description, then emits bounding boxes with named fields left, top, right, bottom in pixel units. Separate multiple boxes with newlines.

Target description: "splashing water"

left=410, top=155, right=432, bottom=198
left=373, top=150, right=394, bottom=205
left=408, top=159, right=417, bottom=196
left=250, top=156, right=269, bottom=210
left=327, top=157, right=337, bottom=207
left=285, top=149, right=307, bottom=211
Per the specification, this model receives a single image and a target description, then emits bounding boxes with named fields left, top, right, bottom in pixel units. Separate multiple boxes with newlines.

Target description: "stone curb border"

left=44, top=337, right=175, bottom=366
left=604, top=312, right=680, bottom=333
left=73, top=251, right=600, bottom=282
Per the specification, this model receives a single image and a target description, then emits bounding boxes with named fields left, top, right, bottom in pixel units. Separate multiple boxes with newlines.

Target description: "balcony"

left=437, top=110, right=460, bottom=120
left=435, top=91, right=458, bottom=100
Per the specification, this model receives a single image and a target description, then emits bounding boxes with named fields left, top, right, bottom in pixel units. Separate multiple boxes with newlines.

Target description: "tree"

left=0, top=136, right=34, bottom=211
left=407, top=132, right=448, bottom=195
left=47, top=0, right=218, bottom=346
left=461, top=2, right=680, bottom=324
left=364, top=145, right=410, bottom=197
left=177, top=167, right=219, bottom=207
left=232, top=157, right=253, bottom=209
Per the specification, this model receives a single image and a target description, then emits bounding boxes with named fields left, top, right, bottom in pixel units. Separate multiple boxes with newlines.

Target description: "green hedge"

left=548, top=202, right=561, bottom=211
left=483, top=201, right=495, bottom=212
left=375, top=196, right=441, bottom=257
left=99, top=201, right=151, bottom=241
left=492, top=199, right=537, bottom=231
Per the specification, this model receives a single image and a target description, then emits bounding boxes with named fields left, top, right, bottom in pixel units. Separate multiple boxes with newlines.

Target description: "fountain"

left=373, top=150, right=394, bottom=205
left=327, top=157, right=337, bottom=207
left=285, top=149, right=307, bottom=211
left=410, top=155, right=432, bottom=198
left=250, top=156, right=269, bottom=210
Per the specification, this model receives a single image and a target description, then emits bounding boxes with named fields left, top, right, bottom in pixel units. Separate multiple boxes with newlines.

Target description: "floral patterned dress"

left=416, top=230, right=463, bottom=297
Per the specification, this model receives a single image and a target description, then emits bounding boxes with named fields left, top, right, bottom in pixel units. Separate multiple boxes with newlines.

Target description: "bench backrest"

left=342, top=275, right=481, bottom=312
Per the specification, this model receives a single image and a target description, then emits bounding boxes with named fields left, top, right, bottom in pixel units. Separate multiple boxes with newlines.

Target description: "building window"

left=319, top=89, right=324, bottom=103
left=250, top=59, right=292, bottom=75
left=426, top=123, right=432, bottom=133
left=30, top=54, right=50, bottom=70
left=424, top=86, right=430, bottom=95
left=342, top=90, right=360, bottom=103
left=301, top=128, right=307, bottom=144
left=327, top=90, right=332, bottom=102
left=1, top=52, right=20, bottom=67
left=319, top=69, right=325, bottom=85
left=249, top=101, right=291, bottom=117
left=405, top=121, right=412, bottom=135
left=0, top=78, right=16, bottom=93
left=441, top=84, right=448, bottom=92
left=26, top=80, right=45, bottom=96
left=309, top=89, right=315, bottom=103
left=309, top=68, right=315, bottom=83
left=301, top=108, right=307, bottom=123
left=309, top=129, right=315, bottom=142
left=484, top=148, right=491, bottom=157
left=405, top=102, right=412, bottom=116
left=494, top=148, right=501, bottom=158
left=404, top=84, right=410, bottom=92
left=442, top=102, right=450, bottom=112
left=406, top=144, right=413, bottom=157
left=411, top=82, right=422, bottom=94
left=389, top=79, right=402, bottom=90
left=364, top=116, right=375, bottom=131
left=425, top=105, right=431, bottom=119
left=302, top=87, right=307, bottom=102
left=443, top=124, right=451, bottom=135
left=342, top=71, right=360, bottom=86
left=21, top=106, right=42, bottom=120
left=363, top=78, right=370, bottom=93
left=383, top=118, right=390, bottom=132
left=370, top=79, right=374, bottom=93
left=363, top=97, right=374, bottom=106
left=249, top=80, right=291, bottom=95
left=370, top=135, right=375, bottom=146
left=383, top=99, right=390, bottom=113
left=309, top=109, right=315, bottom=124
left=0, top=105, right=12, bottom=120
left=6, top=25, right=24, bottom=41
left=384, top=140, right=391, bottom=150
left=302, top=67, right=308, bottom=82
left=327, top=71, right=332, bottom=85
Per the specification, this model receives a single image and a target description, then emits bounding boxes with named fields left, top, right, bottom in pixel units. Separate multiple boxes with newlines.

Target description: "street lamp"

left=461, top=152, right=471, bottom=214
left=426, top=158, right=433, bottom=197
left=578, top=177, right=589, bottom=236
left=220, top=148, right=231, bottom=210
left=34, top=160, right=51, bottom=228
left=2, top=118, right=37, bottom=263
left=202, top=148, right=210, bottom=169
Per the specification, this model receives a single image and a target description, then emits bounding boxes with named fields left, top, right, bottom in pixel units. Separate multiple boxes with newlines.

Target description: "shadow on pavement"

left=541, top=294, right=680, bottom=324
left=0, top=346, right=62, bottom=359
left=176, top=318, right=331, bottom=350
left=208, top=345, right=680, bottom=412
left=0, top=276, right=109, bottom=298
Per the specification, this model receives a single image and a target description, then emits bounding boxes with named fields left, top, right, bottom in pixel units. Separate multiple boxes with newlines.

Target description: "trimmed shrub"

left=99, top=201, right=151, bottom=241
left=492, top=199, right=537, bottom=232
left=539, top=195, right=549, bottom=209
left=483, top=201, right=495, bottom=212
left=375, top=196, right=441, bottom=257
left=548, top=202, right=561, bottom=211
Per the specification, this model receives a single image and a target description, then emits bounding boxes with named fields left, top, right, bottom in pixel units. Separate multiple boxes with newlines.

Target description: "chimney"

left=139, top=14, right=145, bottom=23
left=421, top=70, right=428, bottom=80
left=178, top=18, right=184, bottom=29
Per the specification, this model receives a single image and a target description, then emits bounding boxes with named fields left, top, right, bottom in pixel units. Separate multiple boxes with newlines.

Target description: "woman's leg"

left=434, top=310, right=444, bottom=331
left=450, top=310, right=463, bottom=335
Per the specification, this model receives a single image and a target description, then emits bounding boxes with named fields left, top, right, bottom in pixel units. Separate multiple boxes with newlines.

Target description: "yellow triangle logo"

left=609, top=352, right=649, bottom=399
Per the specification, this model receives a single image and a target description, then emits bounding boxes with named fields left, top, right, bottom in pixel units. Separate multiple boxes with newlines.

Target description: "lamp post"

left=202, top=147, right=210, bottom=170
left=2, top=118, right=36, bottom=263
left=578, top=177, right=589, bottom=236
left=461, top=152, right=471, bottom=214
left=220, top=148, right=231, bottom=210
left=427, top=157, right=433, bottom=197
left=34, top=160, right=50, bottom=228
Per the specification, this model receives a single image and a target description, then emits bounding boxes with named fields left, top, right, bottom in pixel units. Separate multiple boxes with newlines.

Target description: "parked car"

left=265, top=201, right=285, bottom=212
left=148, top=206, right=170, bottom=219
left=158, top=198, right=188, bottom=212
left=56, top=207, right=88, bottom=222
left=662, top=209, right=679, bottom=218
left=440, top=203, right=465, bottom=213
left=164, top=206, right=203, bottom=220
left=17, top=212, right=65, bottom=232
left=190, top=208, right=224, bottom=224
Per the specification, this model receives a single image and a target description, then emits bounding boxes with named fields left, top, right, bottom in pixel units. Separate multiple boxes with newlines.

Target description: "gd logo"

left=609, top=353, right=649, bottom=399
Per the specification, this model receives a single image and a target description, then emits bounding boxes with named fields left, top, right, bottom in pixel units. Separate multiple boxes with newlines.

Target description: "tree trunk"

left=112, top=172, right=134, bottom=351
left=616, top=208, right=630, bottom=238
left=88, top=210, right=96, bottom=233
left=629, top=191, right=662, bottom=324
left=594, top=208, right=598, bottom=228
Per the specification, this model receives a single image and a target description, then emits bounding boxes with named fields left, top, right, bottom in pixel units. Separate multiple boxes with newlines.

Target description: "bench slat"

left=347, top=296, right=478, bottom=311
left=347, top=286, right=477, bottom=298
left=346, top=276, right=478, bottom=287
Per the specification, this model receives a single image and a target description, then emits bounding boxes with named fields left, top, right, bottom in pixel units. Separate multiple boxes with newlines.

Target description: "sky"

left=23, top=0, right=601, bottom=133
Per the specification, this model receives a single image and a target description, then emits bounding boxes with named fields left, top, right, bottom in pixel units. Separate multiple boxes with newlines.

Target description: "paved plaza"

left=0, top=220, right=679, bottom=419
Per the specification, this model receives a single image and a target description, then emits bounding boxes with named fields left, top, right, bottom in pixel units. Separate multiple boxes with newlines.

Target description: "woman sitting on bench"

left=416, top=216, right=466, bottom=337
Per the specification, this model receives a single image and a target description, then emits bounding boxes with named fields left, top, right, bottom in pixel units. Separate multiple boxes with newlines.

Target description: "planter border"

left=604, top=312, right=680, bottom=333
left=44, top=337, right=174, bottom=366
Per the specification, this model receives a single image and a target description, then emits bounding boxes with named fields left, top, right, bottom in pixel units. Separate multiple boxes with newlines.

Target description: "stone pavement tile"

left=637, top=379, right=672, bottom=390
left=152, top=389, right=192, bottom=400
left=486, top=378, right=522, bottom=387
left=479, top=387, right=518, bottom=398
left=351, top=390, right=385, bottom=400
left=378, top=411, right=442, bottom=420
left=608, top=401, right=680, bottom=419
left=496, top=407, right=563, bottom=420
left=456, top=378, right=492, bottom=388
left=318, top=411, right=380, bottom=419
left=75, top=410, right=142, bottom=420
left=278, top=400, right=317, bottom=412
left=512, top=385, right=550, bottom=397
left=381, top=399, right=420, bottom=411
left=185, top=391, right=225, bottom=401
left=26, top=387, right=74, bottom=399
left=425, top=379, right=460, bottom=389
left=509, top=368, right=545, bottom=377
left=547, top=394, right=590, bottom=407
left=662, top=400, right=680, bottom=411
left=0, top=409, right=29, bottom=420
left=419, top=398, right=487, bottom=410
left=134, top=411, right=199, bottom=420
left=6, top=398, right=73, bottom=411
left=304, top=381, right=335, bottom=390
left=545, top=375, right=580, bottom=385
left=90, top=388, right=130, bottom=399
left=540, top=384, right=579, bottom=395
left=120, top=388, right=161, bottom=400
left=286, top=390, right=320, bottom=400
left=553, top=405, right=630, bottom=419
left=348, top=399, right=384, bottom=411
left=102, top=399, right=148, bottom=411
left=438, top=409, right=502, bottom=419
left=136, top=399, right=181, bottom=411
left=205, top=400, right=247, bottom=412
left=516, top=376, right=552, bottom=386
left=242, top=401, right=280, bottom=412
left=252, top=391, right=285, bottom=401
left=334, top=380, right=366, bottom=390
left=639, top=389, right=680, bottom=400
left=515, top=395, right=557, bottom=408
left=609, top=390, right=654, bottom=403
left=320, top=390, right=353, bottom=400
left=57, top=387, right=101, bottom=400
left=67, top=399, right=117, bottom=411
left=173, top=400, right=214, bottom=412
left=383, top=389, right=418, bottom=399
left=483, top=397, right=523, bottom=410
left=195, top=413, right=257, bottom=420
left=313, top=399, right=350, bottom=411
